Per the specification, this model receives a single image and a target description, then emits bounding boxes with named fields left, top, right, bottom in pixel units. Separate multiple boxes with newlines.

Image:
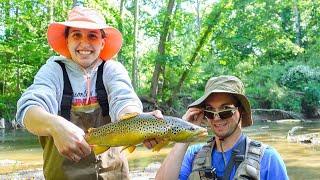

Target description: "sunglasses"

left=204, top=107, right=238, bottom=120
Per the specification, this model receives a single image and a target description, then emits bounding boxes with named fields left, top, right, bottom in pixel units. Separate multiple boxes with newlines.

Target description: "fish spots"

left=171, top=126, right=184, bottom=135
left=86, top=114, right=206, bottom=150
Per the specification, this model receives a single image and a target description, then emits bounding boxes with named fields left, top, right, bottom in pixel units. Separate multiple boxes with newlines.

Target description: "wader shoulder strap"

left=55, top=61, right=110, bottom=121
left=56, top=61, right=73, bottom=121
left=96, top=61, right=109, bottom=118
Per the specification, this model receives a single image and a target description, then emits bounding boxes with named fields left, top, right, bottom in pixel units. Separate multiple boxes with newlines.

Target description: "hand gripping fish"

left=85, top=112, right=208, bottom=155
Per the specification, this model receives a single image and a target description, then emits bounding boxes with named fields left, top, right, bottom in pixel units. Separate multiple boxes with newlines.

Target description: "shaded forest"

left=0, top=0, right=319, bottom=120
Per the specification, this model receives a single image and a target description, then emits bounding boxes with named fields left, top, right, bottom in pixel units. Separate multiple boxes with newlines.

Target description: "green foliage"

left=243, top=59, right=319, bottom=114
left=244, top=64, right=288, bottom=109
left=280, top=65, right=320, bottom=91
left=0, top=94, right=20, bottom=120
left=301, top=84, right=320, bottom=118
left=0, top=0, right=320, bottom=118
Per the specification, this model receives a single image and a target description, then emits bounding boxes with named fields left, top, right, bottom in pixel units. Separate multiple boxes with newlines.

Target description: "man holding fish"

left=16, top=6, right=162, bottom=180
left=156, top=75, right=289, bottom=180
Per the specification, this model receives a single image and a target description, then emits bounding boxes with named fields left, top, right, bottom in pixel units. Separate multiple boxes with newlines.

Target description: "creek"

left=0, top=120, right=320, bottom=179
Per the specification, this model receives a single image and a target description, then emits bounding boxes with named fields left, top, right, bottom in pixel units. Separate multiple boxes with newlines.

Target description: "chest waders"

left=39, top=61, right=129, bottom=180
left=189, top=135, right=267, bottom=180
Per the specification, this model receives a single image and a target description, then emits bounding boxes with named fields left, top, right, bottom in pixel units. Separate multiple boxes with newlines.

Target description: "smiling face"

left=204, top=93, right=242, bottom=139
left=66, top=27, right=105, bottom=68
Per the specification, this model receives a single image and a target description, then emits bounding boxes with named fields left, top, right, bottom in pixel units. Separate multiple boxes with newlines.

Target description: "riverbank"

left=0, top=162, right=161, bottom=180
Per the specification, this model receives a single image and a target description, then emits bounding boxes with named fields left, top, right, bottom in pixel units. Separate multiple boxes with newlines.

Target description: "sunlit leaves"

left=0, top=0, right=319, bottom=118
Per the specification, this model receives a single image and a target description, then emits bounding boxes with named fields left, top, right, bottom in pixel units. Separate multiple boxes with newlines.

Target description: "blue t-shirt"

left=179, top=136, right=289, bottom=180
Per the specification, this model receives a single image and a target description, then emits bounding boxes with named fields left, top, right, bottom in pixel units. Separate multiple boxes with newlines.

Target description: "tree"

left=150, top=0, right=175, bottom=100
left=117, top=0, right=126, bottom=64
left=167, top=0, right=224, bottom=105
left=293, top=0, right=302, bottom=47
left=132, top=0, right=139, bottom=89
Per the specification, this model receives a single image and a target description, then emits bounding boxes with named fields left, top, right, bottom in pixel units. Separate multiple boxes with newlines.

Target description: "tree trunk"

left=62, top=0, right=67, bottom=16
left=160, top=2, right=180, bottom=101
left=196, top=0, right=201, bottom=35
left=72, top=0, right=83, bottom=7
left=150, top=0, right=175, bottom=100
left=132, top=0, right=139, bottom=90
left=4, top=1, right=10, bottom=22
left=167, top=3, right=223, bottom=105
left=3, top=2, right=10, bottom=94
left=293, top=0, right=302, bottom=47
left=15, top=7, right=20, bottom=93
left=2, top=70, right=6, bottom=95
left=48, top=0, right=54, bottom=23
left=117, top=0, right=126, bottom=64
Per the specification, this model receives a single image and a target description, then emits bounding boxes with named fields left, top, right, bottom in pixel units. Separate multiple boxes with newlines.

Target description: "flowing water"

left=1, top=121, right=320, bottom=179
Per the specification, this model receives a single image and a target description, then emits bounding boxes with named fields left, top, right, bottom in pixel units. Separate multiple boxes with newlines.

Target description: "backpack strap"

left=223, top=135, right=246, bottom=179
left=191, top=137, right=217, bottom=179
left=234, top=138, right=268, bottom=180
left=246, top=139, right=267, bottom=179
left=56, top=61, right=73, bottom=121
left=96, top=61, right=109, bottom=117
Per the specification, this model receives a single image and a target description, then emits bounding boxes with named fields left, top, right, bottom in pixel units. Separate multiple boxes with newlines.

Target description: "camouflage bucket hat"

left=188, top=75, right=252, bottom=127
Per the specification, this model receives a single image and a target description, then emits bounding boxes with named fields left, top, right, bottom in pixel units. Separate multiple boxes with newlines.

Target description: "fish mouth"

left=188, top=129, right=208, bottom=141
left=198, top=131, right=208, bottom=138
left=177, top=129, right=208, bottom=143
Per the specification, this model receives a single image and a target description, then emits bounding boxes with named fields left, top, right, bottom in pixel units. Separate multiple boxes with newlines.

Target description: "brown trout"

left=85, top=113, right=208, bottom=154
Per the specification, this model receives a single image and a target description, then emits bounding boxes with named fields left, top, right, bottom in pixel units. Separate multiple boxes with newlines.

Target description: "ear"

left=238, top=106, right=244, bottom=114
left=240, top=113, right=243, bottom=120
left=100, top=39, right=105, bottom=51
left=237, top=107, right=244, bottom=120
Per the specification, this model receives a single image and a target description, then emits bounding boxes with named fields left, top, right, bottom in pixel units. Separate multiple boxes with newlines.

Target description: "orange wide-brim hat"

left=47, top=6, right=122, bottom=60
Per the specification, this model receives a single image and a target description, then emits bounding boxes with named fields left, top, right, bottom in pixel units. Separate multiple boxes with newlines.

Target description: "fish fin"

left=119, top=112, right=140, bottom=121
left=127, top=145, right=136, bottom=153
left=87, top=128, right=96, bottom=133
left=121, top=145, right=136, bottom=153
left=92, top=145, right=110, bottom=155
left=152, top=141, right=169, bottom=152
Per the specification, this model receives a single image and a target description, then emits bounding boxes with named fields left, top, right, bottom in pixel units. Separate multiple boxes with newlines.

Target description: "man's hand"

left=142, top=110, right=164, bottom=149
left=50, top=116, right=91, bottom=162
left=182, top=107, right=204, bottom=126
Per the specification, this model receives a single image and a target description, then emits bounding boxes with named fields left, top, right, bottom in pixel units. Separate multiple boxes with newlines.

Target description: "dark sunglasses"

left=204, top=107, right=238, bottom=120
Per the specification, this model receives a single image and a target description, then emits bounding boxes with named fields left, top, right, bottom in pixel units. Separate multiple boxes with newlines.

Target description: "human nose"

left=205, top=111, right=221, bottom=121
left=211, top=113, right=221, bottom=121
left=79, top=36, right=90, bottom=45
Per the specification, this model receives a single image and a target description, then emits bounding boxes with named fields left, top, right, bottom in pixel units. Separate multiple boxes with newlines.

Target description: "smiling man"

left=156, top=75, right=289, bottom=180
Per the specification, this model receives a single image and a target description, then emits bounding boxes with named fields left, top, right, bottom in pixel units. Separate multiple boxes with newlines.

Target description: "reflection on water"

left=1, top=121, right=320, bottom=179
left=0, top=129, right=39, bottom=150
left=0, top=129, right=43, bottom=174
left=244, top=121, right=320, bottom=180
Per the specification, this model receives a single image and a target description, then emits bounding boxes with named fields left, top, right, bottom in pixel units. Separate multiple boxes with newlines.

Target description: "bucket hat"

left=188, top=75, right=252, bottom=127
left=47, top=6, right=122, bottom=60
